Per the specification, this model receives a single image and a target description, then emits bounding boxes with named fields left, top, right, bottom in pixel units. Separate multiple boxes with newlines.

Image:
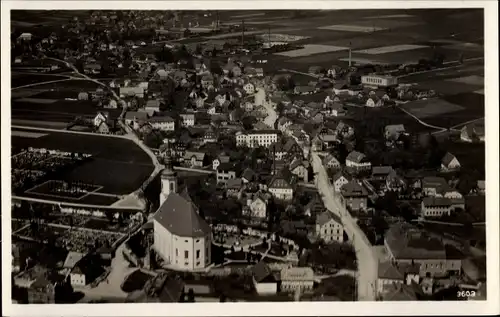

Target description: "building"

left=120, top=86, right=145, bottom=98
left=247, top=194, right=269, bottom=219
left=277, top=117, right=293, bottom=132
left=422, top=176, right=449, bottom=197
left=332, top=171, right=352, bottom=192
left=153, top=149, right=212, bottom=271
left=216, top=163, right=237, bottom=185
left=280, top=267, right=314, bottom=293
left=384, top=223, right=458, bottom=278
left=323, top=154, right=341, bottom=170
left=421, top=197, right=452, bottom=218
left=149, top=116, right=175, bottom=131
left=340, top=180, right=368, bottom=212
left=241, top=167, right=257, bottom=183
left=315, top=211, right=344, bottom=243
left=236, top=130, right=280, bottom=148
left=145, top=100, right=161, bottom=116
left=384, top=124, right=406, bottom=140
left=125, top=111, right=148, bottom=130
left=460, top=121, right=485, bottom=143
left=345, top=151, right=371, bottom=171
left=441, top=152, right=460, bottom=172
left=252, top=262, right=278, bottom=295
left=226, top=178, right=243, bottom=197
left=361, top=75, right=398, bottom=88
left=183, top=151, right=207, bottom=168
left=180, top=113, right=195, bottom=127
left=18, top=32, right=33, bottom=42
left=289, top=157, right=309, bottom=182
left=294, top=86, right=316, bottom=95
left=268, top=169, right=297, bottom=201
left=28, top=275, right=55, bottom=304
left=243, top=82, right=255, bottom=95
left=212, top=154, right=230, bottom=171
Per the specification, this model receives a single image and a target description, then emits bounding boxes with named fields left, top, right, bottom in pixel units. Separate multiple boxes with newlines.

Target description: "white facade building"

left=361, top=75, right=398, bottom=87
left=236, top=130, right=280, bottom=148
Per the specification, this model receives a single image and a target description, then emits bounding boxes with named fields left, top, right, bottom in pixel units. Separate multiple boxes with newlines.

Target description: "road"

left=310, top=152, right=377, bottom=301
left=257, top=88, right=278, bottom=128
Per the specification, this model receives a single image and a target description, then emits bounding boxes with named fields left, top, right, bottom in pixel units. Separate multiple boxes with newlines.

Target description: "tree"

left=186, top=288, right=195, bottom=302
left=276, top=102, right=285, bottom=114
left=241, top=116, right=256, bottom=130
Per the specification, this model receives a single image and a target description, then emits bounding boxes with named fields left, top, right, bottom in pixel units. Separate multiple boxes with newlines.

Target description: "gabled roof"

left=63, top=252, right=85, bottom=269
left=383, top=284, right=419, bottom=301
left=125, top=111, right=148, bottom=121
left=372, top=166, right=394, bottom=177
left=422, top=197, right=452, bottom=207
left=148, top=116, right=174, bottom=123
left=346, top=151, right=367, bottom=163
left=268, top=168, right=296, bottom=189
left=323, top=154, right=340, bottom=166
left=184, top=150, right=205, bottom=161
left=226, top=178, right=243, bottom=189
left=316, top=210, right=342, bottom=226
left=378, top=261, right=404, bottom=280
left=333, top=170, right=352, bottom=183
left=341, top=180, right=368, bottom=197
left=241, top=167, right=256, bottom=181
left=441, top=152, right=458, bottom=166
left=154, top=192, right=210, bottom=238
left=290, top=157, right=308, bottom=171
left=252, top=262, right=274, bottom=283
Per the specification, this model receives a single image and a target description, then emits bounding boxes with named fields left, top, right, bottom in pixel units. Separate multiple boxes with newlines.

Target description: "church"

left=153, top=145, right=212, bottom=271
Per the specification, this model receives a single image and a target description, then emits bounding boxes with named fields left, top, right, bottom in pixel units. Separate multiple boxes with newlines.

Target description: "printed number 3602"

left=457, top=290, right=476, bottom=298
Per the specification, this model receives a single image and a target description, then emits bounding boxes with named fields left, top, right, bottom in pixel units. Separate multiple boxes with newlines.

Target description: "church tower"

left=160, top=143, right=177, bottom=206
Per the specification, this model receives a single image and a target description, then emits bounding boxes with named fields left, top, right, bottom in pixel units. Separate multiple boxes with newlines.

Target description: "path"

left=257, top=88, right=278, bottom=128
left=432, top=117, right=484, bottom=135
left=309, top=152, right=377, bottom=301
left=280, top=68, right=321, bottom=79
left=12, top=78, right=75, bottom=90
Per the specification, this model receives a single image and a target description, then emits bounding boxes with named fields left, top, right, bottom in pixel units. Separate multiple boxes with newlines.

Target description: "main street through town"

left=310, top=152, right=378, bottom=301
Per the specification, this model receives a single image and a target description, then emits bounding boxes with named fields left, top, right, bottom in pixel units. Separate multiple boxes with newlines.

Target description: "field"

left=12, top=73, right=70, bottom=88
left=401, top=99, right=465, bottom=119
left=275, top=44, right=348, bottom=57
left=12, top=128, right=154, bottom=196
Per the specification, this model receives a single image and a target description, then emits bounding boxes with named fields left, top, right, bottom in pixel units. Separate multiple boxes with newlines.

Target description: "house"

left=329, top=103, right=346, bottom=117
left=27, top=275, right=56, bottom=303
left=310, top=110, right=324, bottom=124
left=422, top=176, right=449, bottom=197
left=84, top=63, right=102, bottom=75
left=385, top=125, right=406, bottom=141
left=17, top=32, right=33, bottom=42
left=120, top=87, right=145, bottom=98
left=201, top=74, right=214, bottom=89
left=93, top=112, right=108, bottom=127
left=145, top=100, right=161, bottom=116
left=180, top=113, right=195, bottom=127
left=126, top=274, right=185, bottom=303
left=125, top=111, right=148, bottom=130
left=340, top=180, right=368, bottom=212
left=377, top=261, right=423, bottom=297
left=365, top=97, right=384, bottom=108
left=335, top=121, right=354, bottom=139
left=371, top=166, right=394, bottom=181
left=277, top=117, right=293, bottom=132
left=203, top=130, right=218, bottom=143
left=280, top=267, right=314, bottom=293
left=290, top=158, right=309, bottom=182
left=381, top=283, right=421, bottom=301
left=441, top=152, right=460, bottom=172
left=241, top=167, right=257, bottom=183
left=236, top=130, right=280, bottom=148
left=212, top=154, right=230, bottom=171
left=149, top=116, right=175, bottom=131
left=216, top=163, right=237, bottom=185
left=332, top=171, right=352, bottom=192
left=243, top=82, right=255, bottom=95
left=252, top=262, right=278, bottom=295
left=294, top=86, right=316, bottom=95
left=315, top=211, right=344, bottom=243
left=323, top=154, right=341, bottom=170
left=183, top=151, right=207, bottom=168
left=421, top=197, right=452, bottom=218
left=268, top=168, right=297, bottom=201
left=386, top=169, right=407, bottom=192
left=345, top=151, right=371, bottom=171
left=226, top=178, right=243, bottom=197
left=78, top=92, right=89, bottom=100
left=247, top=194, right=269, bottom=219
left=460, top=120, right=485, bottom=143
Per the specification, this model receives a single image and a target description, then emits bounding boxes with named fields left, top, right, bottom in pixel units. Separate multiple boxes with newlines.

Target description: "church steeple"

left=160, top=142, right=177, bottom=206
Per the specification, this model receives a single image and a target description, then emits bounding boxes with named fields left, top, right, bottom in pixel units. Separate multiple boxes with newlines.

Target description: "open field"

left=401, top=99, right=465, bottom=119
left=12, top=73, right=69, bottom=88
left=276, top=44, right=348, bottom=57
left=12, top=128, right=154, bottom=196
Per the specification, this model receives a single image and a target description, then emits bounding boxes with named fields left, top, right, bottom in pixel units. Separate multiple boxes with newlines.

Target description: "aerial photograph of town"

left=8, top=8, right=487, bottom=304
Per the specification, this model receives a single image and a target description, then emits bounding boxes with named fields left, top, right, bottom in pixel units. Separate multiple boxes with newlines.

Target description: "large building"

left=361, top=75, right=398, bottom=88
left=384, top=223, right=462, bottom=278
left=153, top=146, right=212, bottom=271
left=236, top=130, right=280, bottom=148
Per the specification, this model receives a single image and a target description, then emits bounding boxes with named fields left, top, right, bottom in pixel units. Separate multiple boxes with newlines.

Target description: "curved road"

left=310, top=152, right=377, bottom=301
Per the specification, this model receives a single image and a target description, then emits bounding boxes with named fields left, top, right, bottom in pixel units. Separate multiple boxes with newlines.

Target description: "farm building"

left=78, top=92, right=89, bottom=100
left=17, top=32, right=33, bottom=42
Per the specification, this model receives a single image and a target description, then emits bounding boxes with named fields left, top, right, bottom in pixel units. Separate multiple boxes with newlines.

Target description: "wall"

left=254, top=280, right=278, bottom=295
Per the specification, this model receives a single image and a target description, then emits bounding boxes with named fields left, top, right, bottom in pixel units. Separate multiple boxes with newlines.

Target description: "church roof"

left=154, top=192, right=211, bottom=238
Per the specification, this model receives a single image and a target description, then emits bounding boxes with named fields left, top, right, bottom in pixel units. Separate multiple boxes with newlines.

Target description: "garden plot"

left=401, top=98, right=465, bottom=119
left=354, top=44, right=429, bottom=55
left=275, top=44, right=348, bottom=57
left=447, top=75, right=484, bottom=86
